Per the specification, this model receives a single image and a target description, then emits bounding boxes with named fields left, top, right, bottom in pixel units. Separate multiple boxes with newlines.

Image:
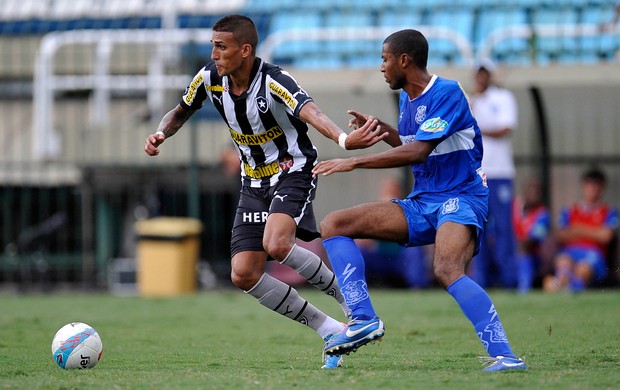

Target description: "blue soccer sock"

left=323, top=236, right=376, bottom=321
left=447, top=275, right=516, bottom=358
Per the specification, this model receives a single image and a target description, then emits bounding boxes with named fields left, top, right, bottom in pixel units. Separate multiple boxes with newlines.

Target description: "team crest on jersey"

left=415, top=105, right=427, bottom=124
left=278, top=155, right=293, bottom=171
left=400, top=135, right=415, bottom=145
left=420, top=117, right=448, bottom=133
left=256, top=96, right=268, bottom=113
left=442, top=198, right=459, bottom=214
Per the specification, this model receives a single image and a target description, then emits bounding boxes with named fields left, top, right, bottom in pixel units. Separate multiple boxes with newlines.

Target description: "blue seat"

left=323, top=12, right=375, bottom=59
left=244, top=0, right=298, bottom=12
left=531, top=7, right=580, bottom=57
left=581, top=5, right=618, bottom=61
left=426, top=9, right=474, bottom=66
left=476, top=8, right=530, bottom=61
left=377, top=9, right=424, bottom=29
left=268, top=11, right=323, bottom=62
left=361, top=0, right=411, bottom=10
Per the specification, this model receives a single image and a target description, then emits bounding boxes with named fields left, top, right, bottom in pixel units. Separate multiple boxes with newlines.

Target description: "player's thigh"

left=231, top=187, right=269, bottom=256
left=322, top=201, right=409, bottom=242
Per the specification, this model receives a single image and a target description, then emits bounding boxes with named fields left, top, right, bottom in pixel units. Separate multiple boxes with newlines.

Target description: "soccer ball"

left=51, top=322, right=103, bottom=369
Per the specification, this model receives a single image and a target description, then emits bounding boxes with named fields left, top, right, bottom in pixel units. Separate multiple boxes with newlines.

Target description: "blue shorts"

left=393, top=192, right=488, bottom=255
left=560, top=246, right=608, bottom=280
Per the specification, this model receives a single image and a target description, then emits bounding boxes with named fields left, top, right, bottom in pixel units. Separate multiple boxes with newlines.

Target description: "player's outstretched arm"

left=313, top=139, right=438, bottom=176
left=144, top=104, right=195, bottom=156
left=298, top=102, right=387, bottom=150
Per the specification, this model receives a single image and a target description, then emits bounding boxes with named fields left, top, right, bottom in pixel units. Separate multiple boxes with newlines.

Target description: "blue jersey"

left=398, top=75, right=487, bottom=198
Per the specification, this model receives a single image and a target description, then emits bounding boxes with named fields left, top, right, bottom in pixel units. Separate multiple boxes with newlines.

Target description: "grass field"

left=1, top=288, right=619, bottom=389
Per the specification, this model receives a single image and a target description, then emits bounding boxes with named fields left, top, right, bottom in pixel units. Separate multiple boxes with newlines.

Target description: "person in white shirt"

left=469, top=60, right=519, bottom=289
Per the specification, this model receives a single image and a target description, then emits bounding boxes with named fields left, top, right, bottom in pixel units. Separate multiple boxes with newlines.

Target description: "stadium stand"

left=0, top=0, right=618, bottom=66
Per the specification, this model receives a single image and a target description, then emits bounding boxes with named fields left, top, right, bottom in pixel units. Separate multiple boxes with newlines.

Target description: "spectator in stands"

left=513, top=178, right=550, bottom=294
left=468, top=59, right=519, bottom=289
left=544, top=168, right=619, bottom=293
left=358, top=177, right=430, bottom=289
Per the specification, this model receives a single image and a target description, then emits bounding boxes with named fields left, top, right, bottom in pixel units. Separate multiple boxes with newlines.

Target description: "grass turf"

left=0, top=288, right=618, bottom=389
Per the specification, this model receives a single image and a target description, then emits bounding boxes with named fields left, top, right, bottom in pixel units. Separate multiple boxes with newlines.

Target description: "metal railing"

left=32, top=28, right=213, bottom=159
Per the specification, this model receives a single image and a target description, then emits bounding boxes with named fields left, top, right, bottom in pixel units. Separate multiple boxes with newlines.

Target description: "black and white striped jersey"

left=180, top=58, right=318, bottom=188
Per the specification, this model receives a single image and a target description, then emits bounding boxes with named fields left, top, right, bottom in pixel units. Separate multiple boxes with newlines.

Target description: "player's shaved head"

left=213, top=14, right=258, bottom=54
left=384, top=29, right=428, bottom=70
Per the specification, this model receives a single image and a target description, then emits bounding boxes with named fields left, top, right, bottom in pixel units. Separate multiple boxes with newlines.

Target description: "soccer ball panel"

left=51, top=322, right=103, bottom=369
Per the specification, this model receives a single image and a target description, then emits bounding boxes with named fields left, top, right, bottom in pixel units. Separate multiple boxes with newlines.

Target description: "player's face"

left=211, top=31, right=245, bottom=77
left=582, top=179, right=605, bottom=204
left=380, top=43, right=405, bottom=90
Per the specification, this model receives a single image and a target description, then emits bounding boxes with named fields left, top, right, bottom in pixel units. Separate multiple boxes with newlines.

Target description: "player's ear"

left=241, top=43, right=253, bottom=58
left=399, top=53, right=410, bottom=68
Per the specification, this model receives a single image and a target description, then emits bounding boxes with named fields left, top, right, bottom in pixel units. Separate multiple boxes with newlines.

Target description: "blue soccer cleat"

left=324, top=317, right=385, bottom=356
left=481, top=356, right=527, bottom=372
left=321, top=352, right=343, bottom=369
left=321, top=331, right=344, bottom=369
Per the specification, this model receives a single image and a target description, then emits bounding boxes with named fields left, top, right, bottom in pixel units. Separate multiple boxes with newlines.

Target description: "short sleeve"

left=180, top=67, right=208, bottom=110
left=267, top=69, right=313, bottom=117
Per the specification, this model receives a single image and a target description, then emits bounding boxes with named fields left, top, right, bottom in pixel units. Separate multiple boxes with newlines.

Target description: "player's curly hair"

left=213, top=14, right=258, bottom=54
left=384, top=29, right=428, bottom=70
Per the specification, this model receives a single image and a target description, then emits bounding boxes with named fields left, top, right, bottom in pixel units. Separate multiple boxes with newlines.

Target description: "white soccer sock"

left=246, top=273, right=337, bottom=336
left=317, top=318, right=346, bottom=340
left=281, top=244, right=351, bottom=319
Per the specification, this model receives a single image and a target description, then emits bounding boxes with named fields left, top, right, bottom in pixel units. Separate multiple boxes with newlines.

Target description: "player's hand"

left=144, top=132, right=165, bottom=156
left=347, top=110, right=369, bottom=129
left=343, top=118, right=387, bottom=150
left=312, top=158, right=356, bottom=177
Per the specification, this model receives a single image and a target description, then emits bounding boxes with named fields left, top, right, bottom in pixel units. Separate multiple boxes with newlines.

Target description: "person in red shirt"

left=513, top=179, right=550, bottom=293
left=544, top=168, right=619, bottom=292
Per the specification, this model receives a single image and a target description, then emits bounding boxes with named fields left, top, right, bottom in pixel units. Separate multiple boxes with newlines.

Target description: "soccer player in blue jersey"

left=313, top=29, right=526, bottom=371
left=144, top=14, right=385, bottom=369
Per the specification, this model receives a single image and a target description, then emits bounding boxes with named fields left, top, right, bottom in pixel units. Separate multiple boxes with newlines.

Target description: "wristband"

left=156, top=130, right=165, bottom=138
left=338, top=133, right=347, bottom=150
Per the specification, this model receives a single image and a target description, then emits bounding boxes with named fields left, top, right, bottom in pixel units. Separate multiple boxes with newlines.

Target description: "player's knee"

left=432, top=260, right=462, bottom=288
left=320, top=212, right=345, bottom=239
left=573, top=262, right=593, bottom=282
left=230, top=268, right=261, bottom=291
left=262, top=236, right=294, bottom=261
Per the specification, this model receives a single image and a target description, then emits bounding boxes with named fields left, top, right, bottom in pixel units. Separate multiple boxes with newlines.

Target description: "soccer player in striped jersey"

left=144, top=14, right=385, bottom=369
left=313, top=29, right=526, bottom=371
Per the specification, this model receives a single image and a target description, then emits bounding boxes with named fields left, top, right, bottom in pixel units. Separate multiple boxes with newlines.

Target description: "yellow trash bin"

left=135, top=217, right=203, bottom=297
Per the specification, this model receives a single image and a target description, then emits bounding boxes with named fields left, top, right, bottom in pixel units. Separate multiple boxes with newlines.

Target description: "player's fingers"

left=367, top=127, right=388, bottom=146
left=312, top=160, right=334, bottom=176
left=359, top=118, right=379, bottom=133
